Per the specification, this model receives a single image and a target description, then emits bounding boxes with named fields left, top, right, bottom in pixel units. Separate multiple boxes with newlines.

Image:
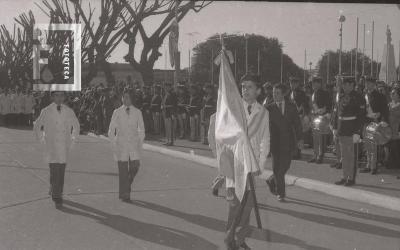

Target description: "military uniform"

left=176, top=86, right=189, bottom=139
left=162, top=87, right=177, bottom=145
left=332, top=82, right=366, bottom=186
left=150, top=86, right=162, bottom=134
left=201, top=93, right=216, bottom=144
left=188, top=93, right=202, bottom=141
left=141, top=87, right=152, bottom=134
left=309, top=88, right=332, bottom=163
left=361, top=86, right=389, bottom=174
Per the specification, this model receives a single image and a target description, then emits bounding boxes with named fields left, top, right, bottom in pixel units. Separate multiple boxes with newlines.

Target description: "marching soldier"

left=188, top=84, right=202, bottom=141
left=308, top=77, right=332, bottom=164
left=201, top=84, right=216, bottom=145
left=108, top=89, right=145, bottom=202
left=330, top=78, right=344, bottom=169
left=33, top=91, right=80, bottom=208
left=360, top=76, right=389, bottom=174
left=162, top=83, right=177, bottom=146
left=289, top=77, right=310, bottom=159
left=141, top=86, right=153, bottom=134
left=151, top=85, right=162, bottom=135
left=176, top=85, right=189, bottom=139
left=332, top=77, right=366, bottom=186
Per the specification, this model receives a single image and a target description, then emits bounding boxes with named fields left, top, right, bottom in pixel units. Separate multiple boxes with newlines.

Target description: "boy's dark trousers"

left=49, top=163, right=66, bottom=201
left=118, top=159, right=140, bottom=200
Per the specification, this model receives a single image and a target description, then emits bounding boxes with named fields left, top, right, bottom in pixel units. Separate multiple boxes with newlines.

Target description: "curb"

left=88, top=133, right=400, bottom=212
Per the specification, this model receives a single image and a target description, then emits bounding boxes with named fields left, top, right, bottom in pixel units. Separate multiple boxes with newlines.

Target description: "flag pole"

left=304, top=49, right=307, bottom=85
left=386, top=25, right=389, bottom=84
left=362, top=23, right=365, bottom=76
left=327, top=52, right=330, bottom=85
left=211, top=47, right=214, bottom=85
left=371, top=20, right=374, bottom=77
left=355, top=17, right=359, bottom=81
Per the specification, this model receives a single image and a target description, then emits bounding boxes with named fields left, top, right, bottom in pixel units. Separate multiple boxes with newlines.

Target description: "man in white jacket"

left=108, top=89, right=145, bottom=202
left=34, top=91, right=80, bottom=208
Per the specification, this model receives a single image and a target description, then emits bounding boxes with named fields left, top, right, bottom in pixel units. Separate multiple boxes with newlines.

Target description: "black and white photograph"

left=0, top=0, right=400, bottom=249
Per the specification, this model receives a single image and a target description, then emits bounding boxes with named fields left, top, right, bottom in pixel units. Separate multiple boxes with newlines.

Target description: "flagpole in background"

left=211, top=47, right=214, bottom=85
left=386, top=25, right=389, bottom=84
left=350, top=50, right=353, bottom=75
left=362, top=23, right=366, bottom=76
left=257, top=49, right=260, bottom=75
left=327, top=51, right=330, bottom=85
left=371, top=20, right=374, bottom=77
left=376, top=48, right=379, bottom=79
left=234, top=49, right=237, bottom=81
left=338, top=13, right=345, bottom=76
left=280, top=50, right=283, bottom=83
left=245, top=33, right=249, bottom=74
left=355, top=17, right=359, bottom=80
left=304, top=49, right=307, bottom=85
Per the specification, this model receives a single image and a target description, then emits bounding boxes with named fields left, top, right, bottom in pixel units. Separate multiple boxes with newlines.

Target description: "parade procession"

left=1, top=1, right=400, bottom=250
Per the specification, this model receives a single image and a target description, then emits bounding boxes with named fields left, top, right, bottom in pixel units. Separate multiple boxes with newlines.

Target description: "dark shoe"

left=360, top=168, right=371, bottom=173
left=121, top=198, right=131, bottom=203
left=336, top=163, right=342, bottom=169
left=371, top=169, right=377, bottom=175
left=344, top=179, right=355, bottom=186
left=266, top=180, right=277, bottom=195
left=330, top=163, right=337, bottom=168
left=335, top=179, right=346, bottom=185
left=239, top=241, right=251, bottom=250
left=224, top=239, right=238, bottom=250
left=212, top=187, right=219, bottom=197
left=308, top=158, right=317, bottom=163
left=53, top=198, right=63, bottom=209
left=316, top=156, right=323, bottom=164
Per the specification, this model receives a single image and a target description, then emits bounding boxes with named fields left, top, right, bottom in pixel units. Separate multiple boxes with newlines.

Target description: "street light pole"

left=245, top=34, right=249, bottom=74
left=338, top=14, right=346, bottom=76
left=362, top=23, right=366, bottom=76
left=355, top=17, right=359, bottom=81
left=371, top=21, right=374, bottom=77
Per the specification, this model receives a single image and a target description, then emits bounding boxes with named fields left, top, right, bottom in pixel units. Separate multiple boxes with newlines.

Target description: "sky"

left=1, top=0, right=399, bottom=71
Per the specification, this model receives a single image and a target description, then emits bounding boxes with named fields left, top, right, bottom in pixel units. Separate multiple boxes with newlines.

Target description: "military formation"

left=1, top=75, right=400, bottom=190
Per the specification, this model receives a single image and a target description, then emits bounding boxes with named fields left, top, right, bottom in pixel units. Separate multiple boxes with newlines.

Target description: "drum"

left=363, top=122, right=392, bottom=145
left=311, top=115, right=331, bottom=134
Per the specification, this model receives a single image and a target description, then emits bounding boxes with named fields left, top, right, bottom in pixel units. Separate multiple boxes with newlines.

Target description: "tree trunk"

left=139, top=64, right=154, bottom=86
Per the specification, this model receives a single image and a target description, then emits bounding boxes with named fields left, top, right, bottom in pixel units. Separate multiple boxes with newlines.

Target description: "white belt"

left=339, top=116, right=356, bottom=120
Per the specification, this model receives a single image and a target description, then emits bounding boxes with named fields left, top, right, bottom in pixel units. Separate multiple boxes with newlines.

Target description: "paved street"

left=144, top=136, right=400, bottom=199
left=1, top=127, right=400, bottom=250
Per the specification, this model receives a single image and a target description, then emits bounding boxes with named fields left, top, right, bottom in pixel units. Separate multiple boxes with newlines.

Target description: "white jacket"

left=23, top=94, right=35, bottom=114
left=108, top=105, right=145, bottom=162
left=13, top=93, right=25, bottom=113
left=33, top=103, right=80, bottom=164
left=0, top=94, right=11, bottom=115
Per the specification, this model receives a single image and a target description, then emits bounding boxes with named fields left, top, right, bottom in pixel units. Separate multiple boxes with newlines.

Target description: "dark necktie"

left=247, top=104, right=252, bottom=115
left=57, top=105, right=61, bottom=112
left=126, top=106, right=130, bottom=115
left=277, top=102, right=283, bottom=115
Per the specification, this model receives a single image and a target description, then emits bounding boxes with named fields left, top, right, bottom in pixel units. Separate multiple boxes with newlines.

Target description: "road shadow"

left=0, top=164, right=117, bottom=177
left=258, top=202, right=400, bottom=238
left=285, top=197, right=400, bottom=226
left=356, top=183, right=400, bottom=193
left=129, top=200, right=329, bottom=250
left=61, top=200, right=218, bottom=250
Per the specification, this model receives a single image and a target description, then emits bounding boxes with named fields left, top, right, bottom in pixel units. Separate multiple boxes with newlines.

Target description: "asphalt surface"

left=1, top=127, right=400, bottom=250
left=144, top=136, right=400, bottom=199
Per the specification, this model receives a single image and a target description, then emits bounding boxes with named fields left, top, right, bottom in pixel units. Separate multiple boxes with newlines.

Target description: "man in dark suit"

left=265, top=84, right=303, bottom=202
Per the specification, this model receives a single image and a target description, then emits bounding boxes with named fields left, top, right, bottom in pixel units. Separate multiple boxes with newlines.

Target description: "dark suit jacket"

left=266, top=101, right=302, bottom=155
